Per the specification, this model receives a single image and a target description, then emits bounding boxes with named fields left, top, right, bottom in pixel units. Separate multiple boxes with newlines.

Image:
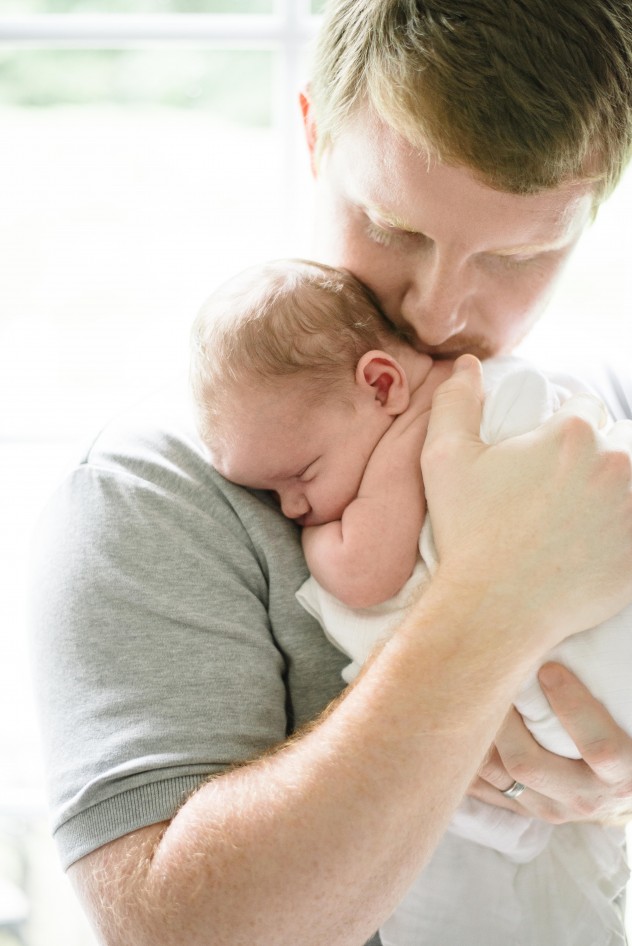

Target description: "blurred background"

left=0, top=2, right=630, bottom=944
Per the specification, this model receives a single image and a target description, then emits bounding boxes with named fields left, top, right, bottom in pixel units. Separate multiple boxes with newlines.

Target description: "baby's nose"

left=278, top=489, right=310, bottom=520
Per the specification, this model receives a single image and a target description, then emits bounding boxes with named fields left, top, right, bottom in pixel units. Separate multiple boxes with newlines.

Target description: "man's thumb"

left=424, top=355, right=485, bottom=456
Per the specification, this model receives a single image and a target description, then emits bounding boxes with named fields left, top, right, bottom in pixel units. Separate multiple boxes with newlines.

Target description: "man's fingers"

left=471, top=723, right=567, bottom=821
left=538, top=663, right=632, bottom=790
left=423, top=355, right=484, bottom=461
left=551, top=391, right=609, bottom=429
left=607, top=418, right=632, bottom=454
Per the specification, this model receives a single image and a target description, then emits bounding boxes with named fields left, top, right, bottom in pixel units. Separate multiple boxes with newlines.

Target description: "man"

left=31, top=2, right=632, bottom=944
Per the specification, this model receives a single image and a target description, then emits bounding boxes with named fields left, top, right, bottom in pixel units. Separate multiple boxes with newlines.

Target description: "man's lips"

left=413, top=341, right=495, bottom=361
left=391, top=324, right=495, bottom=361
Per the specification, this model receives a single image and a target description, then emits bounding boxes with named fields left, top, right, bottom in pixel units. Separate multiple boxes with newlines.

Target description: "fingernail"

left=453, top=355, right=474, bottom=374
left=539, top=664, right=564, bottom=689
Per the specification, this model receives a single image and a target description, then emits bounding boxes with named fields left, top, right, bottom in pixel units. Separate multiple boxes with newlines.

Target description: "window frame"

left=0, top=4, right=321, bottom=187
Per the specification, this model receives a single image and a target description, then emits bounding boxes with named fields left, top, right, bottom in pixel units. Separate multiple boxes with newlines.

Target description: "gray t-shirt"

left=30, top=380, right=351, bottom=849
left=31, top=379, right=383, bottom=942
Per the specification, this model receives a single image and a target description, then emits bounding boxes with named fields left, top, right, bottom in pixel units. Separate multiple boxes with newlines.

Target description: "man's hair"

left=191, top=258, right=399, bottom=446
left=310, top=0, right=632, bottom=201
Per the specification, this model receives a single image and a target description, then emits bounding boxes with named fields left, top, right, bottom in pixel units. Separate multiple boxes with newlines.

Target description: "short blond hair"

left=310, top=0, right=632, bottom=201
left=191, top=258, right=400, bottom=446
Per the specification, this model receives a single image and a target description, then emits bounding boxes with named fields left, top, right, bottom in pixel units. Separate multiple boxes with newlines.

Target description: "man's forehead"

left=327, top=112, right=594, bottom=246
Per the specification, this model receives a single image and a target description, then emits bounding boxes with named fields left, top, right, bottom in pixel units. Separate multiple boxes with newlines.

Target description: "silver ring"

left=500, top=780, right=527, bottom=799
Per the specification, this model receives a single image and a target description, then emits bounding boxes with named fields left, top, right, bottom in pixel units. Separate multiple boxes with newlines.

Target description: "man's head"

left=303, top=1, right=632, bottom=358
left=191, top=258, right=419, bottom=525
left=310, top=0, right=632, bottom=201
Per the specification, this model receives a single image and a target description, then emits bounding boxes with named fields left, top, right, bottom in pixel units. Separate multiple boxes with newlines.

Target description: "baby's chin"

left=295, top=511, right=338, bottom=529
left=295, top=514, right=320, bottom=528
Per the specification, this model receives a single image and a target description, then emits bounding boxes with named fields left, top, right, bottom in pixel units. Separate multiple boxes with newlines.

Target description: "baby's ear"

left=356, top=350, right=410, bottom=415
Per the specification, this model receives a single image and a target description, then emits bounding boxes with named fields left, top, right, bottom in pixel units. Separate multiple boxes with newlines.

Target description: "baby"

left=191, top=258, right=632, bottom=946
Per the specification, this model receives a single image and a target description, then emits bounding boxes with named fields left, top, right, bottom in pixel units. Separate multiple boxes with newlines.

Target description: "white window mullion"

left=0, top=9, right=322, bottom=247
left=0, top=13, right=319, bottom=48
left=0, top=14, right=274, bottom=48
left=273, top=0, right=320, bottom=246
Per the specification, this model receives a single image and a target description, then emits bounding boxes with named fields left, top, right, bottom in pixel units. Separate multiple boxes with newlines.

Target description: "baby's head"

left=191, top=258, right=402, bottom=436
left=191, top=258, right=419, bottom=524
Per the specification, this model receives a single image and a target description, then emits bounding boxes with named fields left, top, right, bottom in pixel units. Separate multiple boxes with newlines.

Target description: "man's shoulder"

left=77, top=378, right=276, bottom=518
left=576, top=359, right=632, bottom=421
left=82, top=378, right=216, bottom=492
left=38, top=377, right=290, bottom=578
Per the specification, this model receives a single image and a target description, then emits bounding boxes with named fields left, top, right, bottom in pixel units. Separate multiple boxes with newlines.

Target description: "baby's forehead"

left=205, top=387, right=322, bottom=482
left=209, top=434, right=312, bottom=490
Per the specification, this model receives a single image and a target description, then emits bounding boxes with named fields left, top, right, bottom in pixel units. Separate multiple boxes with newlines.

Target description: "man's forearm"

left=71, top=577, right=552, bottom=946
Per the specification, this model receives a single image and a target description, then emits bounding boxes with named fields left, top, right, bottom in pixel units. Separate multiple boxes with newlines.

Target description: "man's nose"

left=401, top=257, right=470, bottom=347
left=277, top=488, right=310, bottom=520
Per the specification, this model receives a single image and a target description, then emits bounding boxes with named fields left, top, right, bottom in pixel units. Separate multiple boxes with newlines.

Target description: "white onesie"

left=296, top=357, right=631, bottom=946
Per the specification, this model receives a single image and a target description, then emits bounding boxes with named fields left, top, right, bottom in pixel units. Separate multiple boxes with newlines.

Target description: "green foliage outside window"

left=0, top=1, right=274, bottom=12
left=0, top=48, right=273, bottom=122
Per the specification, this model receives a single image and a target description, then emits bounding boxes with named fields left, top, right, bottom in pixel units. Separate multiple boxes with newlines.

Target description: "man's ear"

left=356, top=350, right=410, bottom=415
left=299, top=86, right=319, bottom=178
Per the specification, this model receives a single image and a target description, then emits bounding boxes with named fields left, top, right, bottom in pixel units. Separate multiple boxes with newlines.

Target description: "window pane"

left=0, top=44, right=316, bottom=443
left=0, top=0, right=274, bottom=12
left=0, top=49, right=272, bottom=118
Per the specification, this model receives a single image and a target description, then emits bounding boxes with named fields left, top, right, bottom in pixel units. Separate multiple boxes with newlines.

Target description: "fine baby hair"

left=190, top=257, right=403, bottom=446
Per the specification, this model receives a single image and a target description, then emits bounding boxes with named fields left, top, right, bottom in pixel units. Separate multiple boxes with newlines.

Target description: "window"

left=0, top=5, right=319, bottom=943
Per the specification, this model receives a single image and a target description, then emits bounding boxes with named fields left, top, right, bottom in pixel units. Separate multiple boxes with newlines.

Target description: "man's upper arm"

left=30, top=424, right=291, bottom=870
left=68, top=823, right=166, bottom=946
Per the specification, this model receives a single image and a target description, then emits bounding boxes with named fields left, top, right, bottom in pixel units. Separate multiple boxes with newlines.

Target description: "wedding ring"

left=500, top=780, right=527, bottom=799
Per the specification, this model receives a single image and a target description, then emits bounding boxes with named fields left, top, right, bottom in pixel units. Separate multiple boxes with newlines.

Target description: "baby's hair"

left=191, top=258, right=401, bottom=446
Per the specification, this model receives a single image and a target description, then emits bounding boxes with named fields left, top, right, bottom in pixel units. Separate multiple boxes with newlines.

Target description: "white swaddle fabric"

left=379, top=823, right=628, bottom=946
left=296, top=357, right=632, bottom=945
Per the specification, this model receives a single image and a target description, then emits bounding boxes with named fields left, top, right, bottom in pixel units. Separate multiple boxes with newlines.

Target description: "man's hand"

left=422, top=355, right=632, bottom=649
left=471, top=664, right=632, bottom=824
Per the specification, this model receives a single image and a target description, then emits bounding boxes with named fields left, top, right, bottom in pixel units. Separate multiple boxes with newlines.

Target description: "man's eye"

left=366, top=218, right=430, bottom=250
left=366, top=219, right=397, bottom=247
left=491, top=253, right=537, bottom=270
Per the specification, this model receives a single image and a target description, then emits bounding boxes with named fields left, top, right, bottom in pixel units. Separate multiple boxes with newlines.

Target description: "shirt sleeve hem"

left=55, top=774, right=209, bottom=870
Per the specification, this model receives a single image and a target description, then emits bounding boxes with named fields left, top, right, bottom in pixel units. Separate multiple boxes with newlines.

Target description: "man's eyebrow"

left=364, top=203, right=419, bottom=232
left=490, top=241, right=562, bottom=256
left=367, top=207, right=555, bottom=252
left=364, top=202, right=584, bottom=253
